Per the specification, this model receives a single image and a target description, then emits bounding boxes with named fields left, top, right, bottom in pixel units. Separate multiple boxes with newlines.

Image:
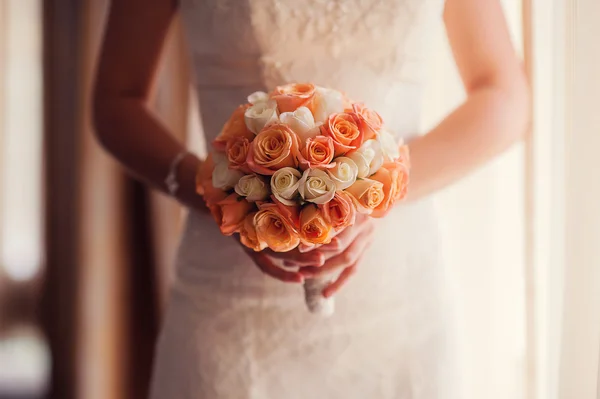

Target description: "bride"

left=93, top=0, right=529, bottom=398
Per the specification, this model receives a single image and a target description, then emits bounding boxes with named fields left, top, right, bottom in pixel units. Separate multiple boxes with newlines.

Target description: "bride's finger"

left=300, top=233, right=373, bottom=278
left=251, top=252, right=304, bottom=283
left=322, top=263, right=358, bottom=298
left=265, top=248, right=325, bottom=266
left=320, top=221, right=374, bottom=261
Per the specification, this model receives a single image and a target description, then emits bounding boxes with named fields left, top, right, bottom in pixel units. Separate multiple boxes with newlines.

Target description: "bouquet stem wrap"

left=303, top=277, right=335, bottom=316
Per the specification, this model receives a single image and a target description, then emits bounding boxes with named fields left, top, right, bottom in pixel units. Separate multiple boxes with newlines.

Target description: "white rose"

left=378, top=128, right=401, bottom=162
left=244, top=100, right=279, bottom=134
left=312, top=87, right=345, bottom=123
left=327, top=157, right=358, bottom=190
left=271, top=167, right=302, bottom=206
left=212, top=159, right=244, bottom=190
left=346, top=139, right=384, bottom=178
left=279, top=106, right=320, bottom=142
left=247, top=91, right=269, bottom=105
left=235, top=174, right=270, bottom=202
left=298, top=168, right=336, bottom=205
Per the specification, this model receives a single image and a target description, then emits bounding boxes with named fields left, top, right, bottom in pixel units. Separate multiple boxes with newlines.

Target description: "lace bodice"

left=179, top=0, right=445, bottom=143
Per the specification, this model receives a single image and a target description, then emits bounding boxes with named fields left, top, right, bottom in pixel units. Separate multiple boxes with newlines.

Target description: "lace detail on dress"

left=179, top=0, right=444, bottom=142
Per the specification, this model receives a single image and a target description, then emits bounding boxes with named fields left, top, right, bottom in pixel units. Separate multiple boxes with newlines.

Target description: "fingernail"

left=283, top=261, right=294, bottom=267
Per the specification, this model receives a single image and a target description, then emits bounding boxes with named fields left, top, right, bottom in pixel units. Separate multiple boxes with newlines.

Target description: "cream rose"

left=234, top=174, right=270, bottom=202
left=271, top=167, right=302, bottom=206
left=327, top=157, right=358, bottom=190
left=212, top=158, right=244, bottom=190
left=244, top=99, right=279, bottom=134
left=247, top=91, right=269, bottom=105
left=346, top=139, right=384, bottom=178
left=279, top=106, right=320, bottom=141
left=311, top=87, right=345, bottom=124
left=378, top=128, right=401, bottom=162
left=298, top=169, right=336, bottom=204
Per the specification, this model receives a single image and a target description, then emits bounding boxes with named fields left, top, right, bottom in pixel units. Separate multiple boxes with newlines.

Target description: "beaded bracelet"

left=164, top=150, right=189, bottom=196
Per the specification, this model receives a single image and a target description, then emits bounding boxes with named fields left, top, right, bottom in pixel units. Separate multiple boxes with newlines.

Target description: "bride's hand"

left=242, top=244, right=326, bottom=284
left=301, top=215, right=375, bottom=298
left=242, top=214, right=374, bottom=294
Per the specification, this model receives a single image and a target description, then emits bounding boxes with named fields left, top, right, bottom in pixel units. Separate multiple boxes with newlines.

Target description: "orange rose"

left=369, top=161, right=410, bottom=218
left=299, top=204, right=334, bottom=245
left=226, top=136, right=251, bottom=173
left=209, top=193, right=254, bottom=236
left=321, top=112, right=364, bottom=156
left=254, top=202, right=300, bottom=252
left=239, top=212, right=267, bottom=252
left=270, top=83, right=316, bottom=113
left=319, top=191, right=356, bottom=231
left=246, top=124, right=300, bottom=175
left=345, top=178, right=385, bottom=215
left=352, top=103, right=383, bottom=141
left=212, top=105, right=255, bottom=152
left=298, top=135, right=335, bottom=170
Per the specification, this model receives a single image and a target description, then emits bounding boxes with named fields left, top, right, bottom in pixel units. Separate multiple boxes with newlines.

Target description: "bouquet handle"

left=303, top=277, right=335, bottom=316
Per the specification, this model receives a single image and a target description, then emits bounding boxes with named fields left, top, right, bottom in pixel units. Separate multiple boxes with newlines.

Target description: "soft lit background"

left=1, top=1, right=599, bottom=399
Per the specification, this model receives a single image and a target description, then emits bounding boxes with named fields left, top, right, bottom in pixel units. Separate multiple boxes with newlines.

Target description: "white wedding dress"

left=150, top=1, right=461, bottom=398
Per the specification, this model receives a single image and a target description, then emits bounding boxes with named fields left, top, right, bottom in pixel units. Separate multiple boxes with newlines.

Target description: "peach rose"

left=270, top=83, right=316, bottom=113
left=212, top=105, right=255, bottom=152
left=352, top=103, right=383, bottom=141
left=226, top=136, right=251, bottom=173
left=298, top=135, right=336, bottom=170
left=210, top=193, right=254, bottom=236
left=246, top=124, right=300, bottom=175
left=239, top=212, right=267, bottom=252
left=321, top=112, right=364, bottom=156
left=299, top=204, right=334, bottom=245
left=369, top=161, right=410, bottom=218
left=345, top=178, right=385, bottom=215
left=319, top=191, right=356, bottom=232
left=254, top=202, right=300, bottom=252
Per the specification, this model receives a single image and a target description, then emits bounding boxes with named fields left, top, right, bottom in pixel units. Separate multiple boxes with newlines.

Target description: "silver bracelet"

left=165, top=150, right=189, bottom=196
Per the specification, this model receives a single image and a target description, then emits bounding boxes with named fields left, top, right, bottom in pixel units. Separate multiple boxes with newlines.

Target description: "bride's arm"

left=93, top=0, right=360, bottom=284
left=93, top=0, right=205, bottom=211
left=406, top=0, right=530, bottom=200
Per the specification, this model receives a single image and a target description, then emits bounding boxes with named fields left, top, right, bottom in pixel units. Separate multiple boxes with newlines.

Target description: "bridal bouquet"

left=196, top=83, right=410, bottom=315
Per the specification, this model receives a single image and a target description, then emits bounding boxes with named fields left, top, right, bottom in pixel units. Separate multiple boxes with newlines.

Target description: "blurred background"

left=1, top=0, right=598, bottom=399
